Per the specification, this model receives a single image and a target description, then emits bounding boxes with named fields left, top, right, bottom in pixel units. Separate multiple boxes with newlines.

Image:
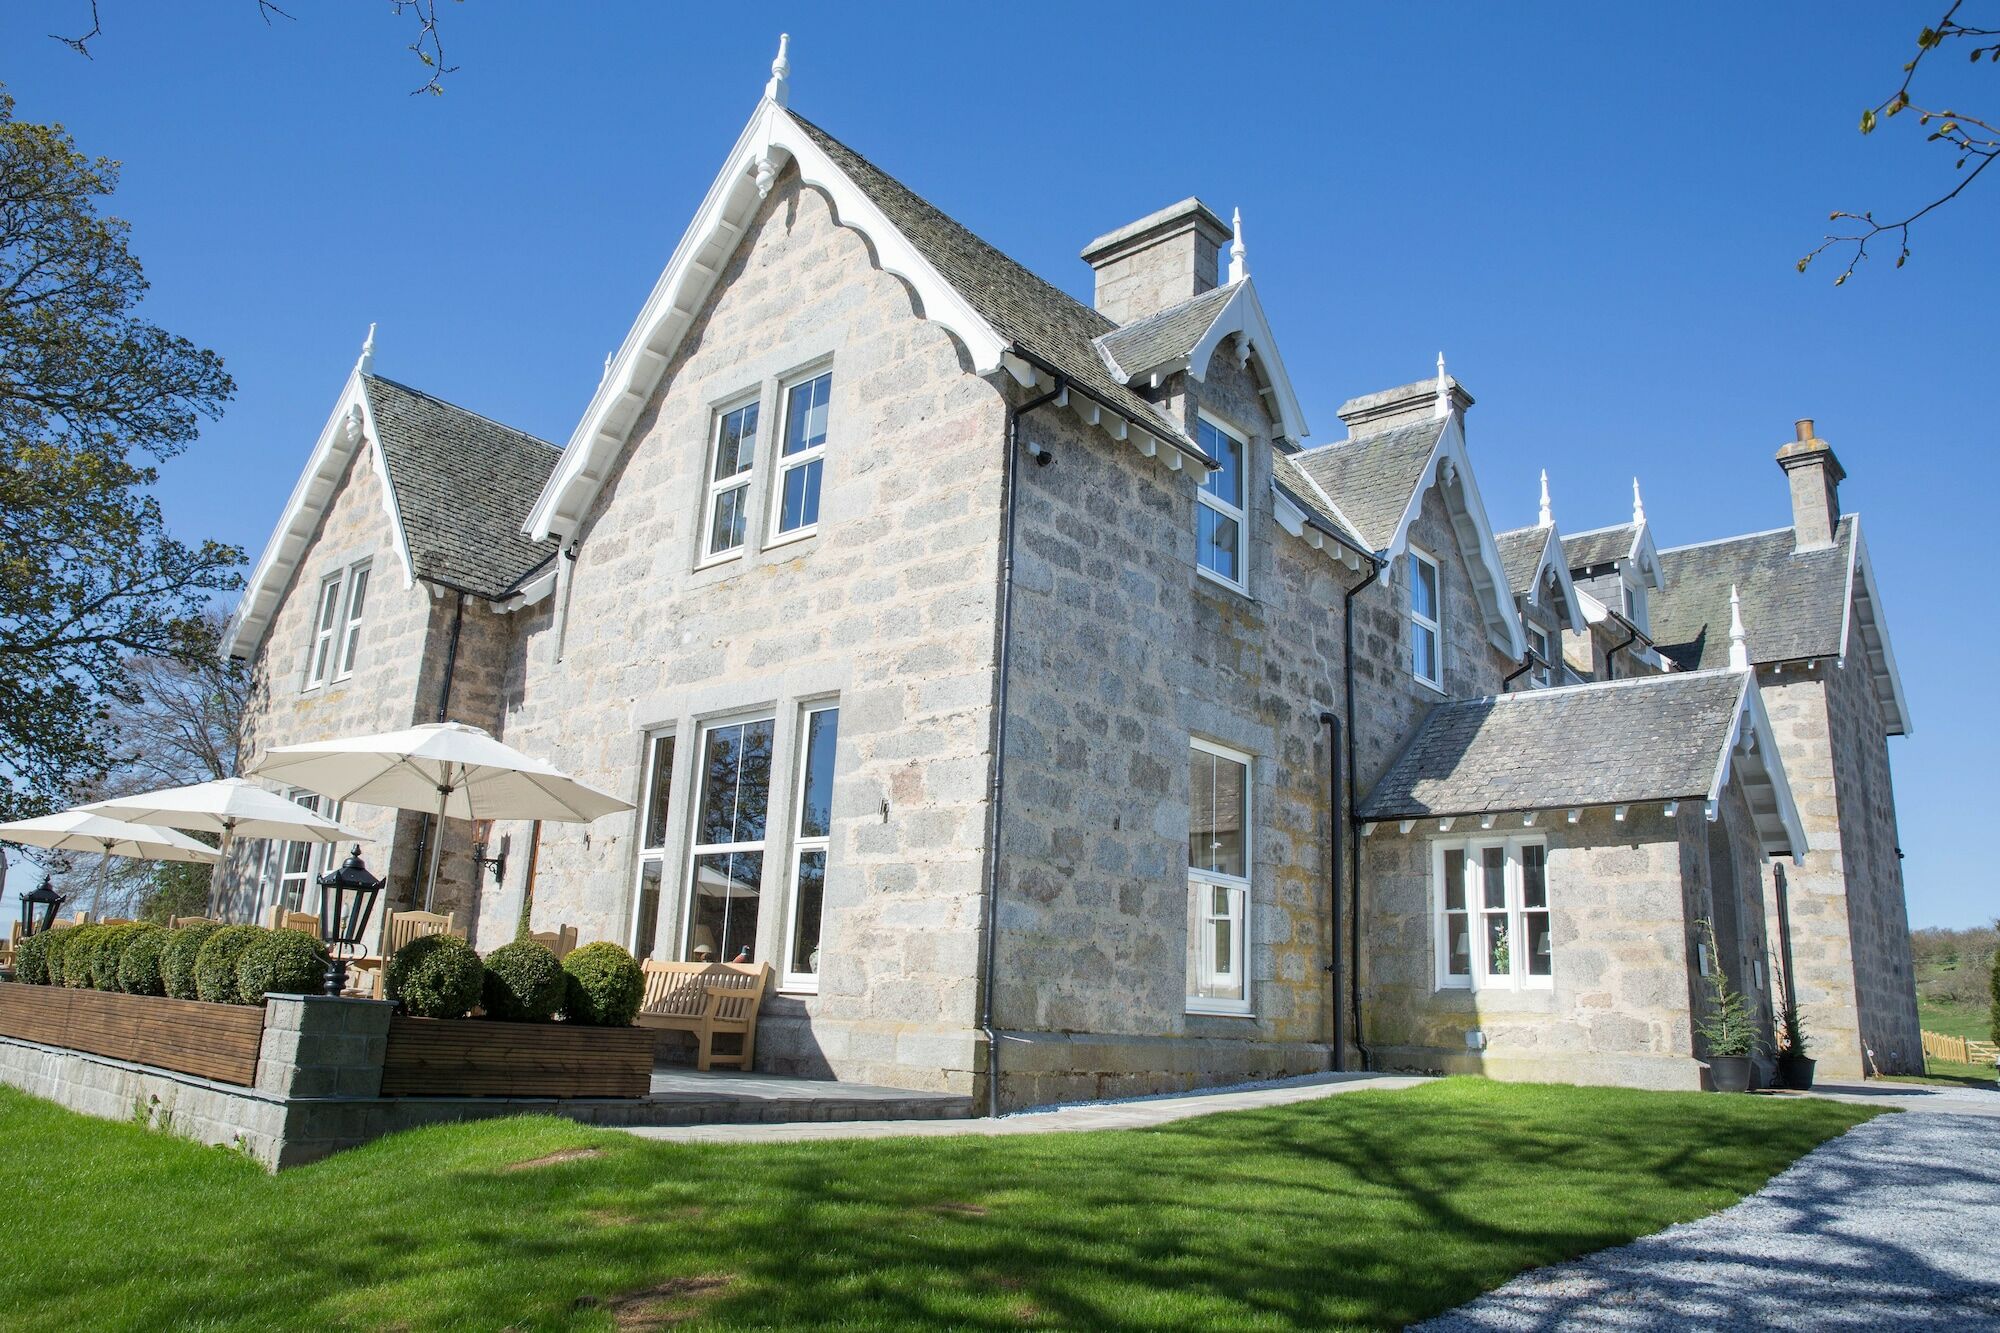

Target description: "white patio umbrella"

left=0, top=811, right=220, bottom=864
left=247, top=722, right=632, bottom=911
left=79, top=777, right=368, bottom=917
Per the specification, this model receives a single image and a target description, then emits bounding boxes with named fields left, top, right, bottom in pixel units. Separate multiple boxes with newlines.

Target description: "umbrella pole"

left=423, top=778, right=450, bottom=913
left=206, top=823, right=234, bottom=921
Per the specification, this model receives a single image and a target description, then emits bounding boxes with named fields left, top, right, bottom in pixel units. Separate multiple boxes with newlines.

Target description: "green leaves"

left=1861, top=106, right=1878, bottom=134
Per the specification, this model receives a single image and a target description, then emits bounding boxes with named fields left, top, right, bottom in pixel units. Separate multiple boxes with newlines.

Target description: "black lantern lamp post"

left=20, top=877, right=66, bottom=938
left=317, top=846, right=384, bottom=996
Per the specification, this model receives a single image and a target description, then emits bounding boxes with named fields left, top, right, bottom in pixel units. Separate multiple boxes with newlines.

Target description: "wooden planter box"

left=0, top=982, right=266, bottom=1086
left=380, top=1015, right=655, bottom=1099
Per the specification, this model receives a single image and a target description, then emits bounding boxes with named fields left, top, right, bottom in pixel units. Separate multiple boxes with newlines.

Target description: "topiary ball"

left=194, top=925, right=265, bottom=1005
left=236, top=928, right=330, bottom=1004
left=91, top=923, right=147, bottom=990
left=161, top=921, right=225, bottom=1000
left=60, top=925, right=105, bottom=989
left=561, top=941, right=644, bottom=1027
left=480, top=938, right=566, bottom=1022
left=386, top=934, right=483, bottom=1019
left=116, top=924, right=171, bottom=996
left=12, top=929, right=60, bottom=986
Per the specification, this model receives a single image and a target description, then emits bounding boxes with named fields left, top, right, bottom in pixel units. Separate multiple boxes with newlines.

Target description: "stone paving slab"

left=619, top=1071, right=1429, bottom=1143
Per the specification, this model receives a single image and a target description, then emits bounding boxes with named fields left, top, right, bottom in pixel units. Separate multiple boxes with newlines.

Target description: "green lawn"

left=0, top=1080, right=1872, bottom=1331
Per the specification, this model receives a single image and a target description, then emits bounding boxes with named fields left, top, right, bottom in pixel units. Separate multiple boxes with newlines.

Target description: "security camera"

left=1025, top=441, right=1055, bottom=467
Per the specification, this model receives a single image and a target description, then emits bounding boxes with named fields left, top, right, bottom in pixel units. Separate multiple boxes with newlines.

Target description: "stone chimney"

left=1081, top=198, right=1231, bottom=325
left=1776, top=418, right=1845, bottom=550
left=1336, top=368, right=1474, bottom=440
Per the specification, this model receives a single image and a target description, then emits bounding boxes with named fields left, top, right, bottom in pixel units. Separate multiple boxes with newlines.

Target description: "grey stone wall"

left=986, top=342, right=1360, bottom=1107
left=229, top=432, right=441, bottom=945
left=1360, top=802, right=1754, bottom=1091
left=484, top=165, right=1010, bottom=1095
left=1351, top=479, right=1511, bottom=792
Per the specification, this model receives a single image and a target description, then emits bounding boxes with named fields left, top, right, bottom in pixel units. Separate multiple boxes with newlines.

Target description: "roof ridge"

left=1480, top=666, right=1746, bottom=707
left=364, top=373, right=560, bottom=453
left=1561, top=520, right=1638, bottom=540
left=1658, top=522, right=1805, bottom=554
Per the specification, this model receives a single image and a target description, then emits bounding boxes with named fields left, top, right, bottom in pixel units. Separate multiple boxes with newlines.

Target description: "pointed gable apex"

left=1095, top=278, right=1310, bottom=444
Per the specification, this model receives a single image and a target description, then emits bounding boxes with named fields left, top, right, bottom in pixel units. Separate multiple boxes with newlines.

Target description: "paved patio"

left=643, top=1066, right=973, bottom=1125
left=621, top=1070, right=1430, bottom=1143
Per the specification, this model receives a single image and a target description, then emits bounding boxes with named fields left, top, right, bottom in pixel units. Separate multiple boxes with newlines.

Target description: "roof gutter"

left=1006, top=346, right=1217, bottom=472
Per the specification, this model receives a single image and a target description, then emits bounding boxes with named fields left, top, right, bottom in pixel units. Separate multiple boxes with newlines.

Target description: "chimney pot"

left=1775, top=420, right=1844, bottom=551
left=1795, top=418, right=1815, bottom=442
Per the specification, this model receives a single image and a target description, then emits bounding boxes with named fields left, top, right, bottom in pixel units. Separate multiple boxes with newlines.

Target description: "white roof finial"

left=765, top=33, right=791, bottom=107
left=357, top=322, right=377, bottom=374
left=1434, top=352, right=1450, bottom=419
left=1228, top=207, right=1248, bottom=284
left=1538, top=469, right=1553, bottom=528
left=1631, top=476, right=1646, bottom=526
left=1728, top=584, right=1750, bottom=670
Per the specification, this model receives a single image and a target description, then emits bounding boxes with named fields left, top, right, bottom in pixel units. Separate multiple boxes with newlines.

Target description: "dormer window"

left=1409, top=546, right=1443, bottom=690
left=1528, top=625, right=1553, bottom=688
left=1195, top=415, right=1246, bottom=592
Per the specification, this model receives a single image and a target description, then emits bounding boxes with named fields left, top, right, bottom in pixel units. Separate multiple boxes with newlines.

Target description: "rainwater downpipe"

left=409, top=591, right=467, bottom=905
left=1341, top=552, right=1385, bottom=1071
left=978, top=374, right=1066, bottom=1120
left=1604, top=622, right=1639, bottom=681
left=1319, top=710, right=1344, bottom=1071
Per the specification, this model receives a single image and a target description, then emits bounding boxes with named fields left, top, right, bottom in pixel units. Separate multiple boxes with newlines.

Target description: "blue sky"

left=4, top=4, right=1993, bottom=929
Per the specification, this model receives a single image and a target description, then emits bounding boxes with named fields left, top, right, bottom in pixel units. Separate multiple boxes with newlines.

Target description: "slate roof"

left=363, top=375, right=560, bottom=599
left=1271, top=454, right=1370, bottom=554
left=1562, top=524, right=1639, bottom=571
left=1096, top=283, right=1241, bottom=379
left=789, top=114, right=1206, bottom=466
left=1289, top=416, right=1445, bottom=550
left=1494, top=526, right=1552, bottom=596
left=1359, top=671, right=1752, bottom=819
left=1650, top=517, right=1855, bottom=671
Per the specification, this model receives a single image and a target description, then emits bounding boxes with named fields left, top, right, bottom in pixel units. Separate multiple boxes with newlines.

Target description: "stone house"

left=219, top=42, right=1916, bottom=1105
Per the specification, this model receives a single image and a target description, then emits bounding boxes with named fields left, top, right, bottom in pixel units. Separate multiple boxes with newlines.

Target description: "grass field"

left=0, top=1079, right=1874, bottom=1331
left=1897, top=998, right=1999, bottom=1089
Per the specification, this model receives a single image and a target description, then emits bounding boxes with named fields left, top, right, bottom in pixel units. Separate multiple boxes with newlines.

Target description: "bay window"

left=1409, top=547, right=1442, bottom=689
left=782, top=705, right=839, bottom=988
left=1433, top=836, right=1552, bottom=990
left=1188, top=739, right=1252, bottom=1014
left=1195, top=416, right=1246, bottom=590
left=773, top=371, right=831, bottom=539
left=701, top=399, right=760, bottom=562
left=682, top=717, right=775, bottom=963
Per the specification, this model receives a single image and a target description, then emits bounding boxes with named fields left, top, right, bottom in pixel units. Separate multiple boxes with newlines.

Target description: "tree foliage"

left=0, top=88, right=240, bottom=824
left=1803, top=2, right=1999, bottom=283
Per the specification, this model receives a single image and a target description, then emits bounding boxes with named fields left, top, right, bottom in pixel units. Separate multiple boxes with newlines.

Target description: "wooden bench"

left=637, top=960, right=770, bottom=1071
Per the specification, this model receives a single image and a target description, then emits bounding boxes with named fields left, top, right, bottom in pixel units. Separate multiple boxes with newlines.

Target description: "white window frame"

left=1527, top=625, right=1552, bottom=689
left=1187, top=737, right=1253, bottom=1016
left=334, top=561, right=371, bottom=681
left=769, top=368, right=832, bottom=548
left=1431, top=836, right=1553, bottom=992
left=780, top=702, right=839, bottom=992
left=698, top=395, right=762, bottom=568
left=1408, top=545, right=1444, bottom=691
left=305, top=571, right=343, bottom=690
left=678, top=713, right=778, bottom=964
left=628, top=729, right=677, bottom=961
left=1194, top=413, right=1249, bottom=595
left=268, top=791, right=343, bottom=917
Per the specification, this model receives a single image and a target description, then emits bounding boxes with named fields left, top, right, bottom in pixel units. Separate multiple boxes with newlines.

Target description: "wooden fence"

left=0, top=983, right=267, bottom=1086
left=1922, top=1028, right=1999, bottom=1068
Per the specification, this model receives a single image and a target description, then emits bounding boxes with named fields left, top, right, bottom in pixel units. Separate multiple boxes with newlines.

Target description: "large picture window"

left=1195, top=416, right=1246, bottom=590
left=773, top=371, right=831, bottom=540
left=1187, top=739, right=1251, bottom=1014
left=1408, top=547, right=1443, bottom=689
left=1432, top=837, right=1552, bottom=990
left=782, top=705, right=839, bottom=989
left=682, top=717, right=775, bottom=964
left=628, top=732, right=676, bottom=961
left=702, top=399, right=761, bottom=562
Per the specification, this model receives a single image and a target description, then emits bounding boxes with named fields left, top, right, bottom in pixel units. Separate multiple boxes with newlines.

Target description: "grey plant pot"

left=1707, top=1055, right=1753, bottom=1093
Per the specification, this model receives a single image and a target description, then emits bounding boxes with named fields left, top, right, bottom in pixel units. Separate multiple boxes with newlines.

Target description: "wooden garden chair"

left=169, top=915, right=220, bottom=928
left=528, top=924, right=579, bottom=959
left=366, top=910, right=462, bottom=998
left=636, top=960, right=769, bottom=1071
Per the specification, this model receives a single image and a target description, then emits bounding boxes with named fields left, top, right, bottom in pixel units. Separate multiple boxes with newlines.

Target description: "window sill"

left=1412, top=674, right=1448, bottom=697
left=764, top=526, right=818, bottom=552
left=778, top=981, right=819, bottom=997
left=1194, top=566, right=1254, bottom=602
left=1186, top=1001, right=1255, bottom=1018
left=694, top=550, right=745, bottom=573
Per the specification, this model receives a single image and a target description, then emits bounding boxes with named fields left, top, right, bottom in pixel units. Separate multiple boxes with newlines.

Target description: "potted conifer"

left=1772, top=961, right=1816, bottom=1090
left=1694, top=920, right=1761, bottom=1092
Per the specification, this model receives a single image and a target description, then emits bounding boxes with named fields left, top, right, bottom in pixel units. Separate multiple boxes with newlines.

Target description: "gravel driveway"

left=1420, top=1103, right=2000, bottom=1330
